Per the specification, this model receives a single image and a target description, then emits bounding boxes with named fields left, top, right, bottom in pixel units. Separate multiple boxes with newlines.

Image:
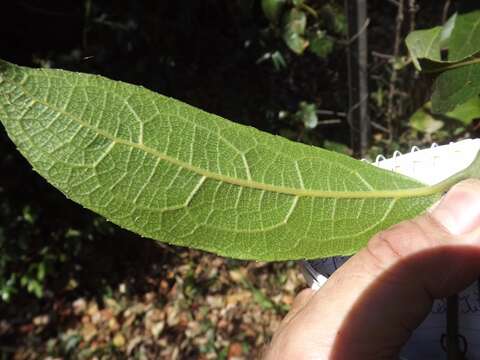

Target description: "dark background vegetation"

left=0, top=1, right=477, bottom=358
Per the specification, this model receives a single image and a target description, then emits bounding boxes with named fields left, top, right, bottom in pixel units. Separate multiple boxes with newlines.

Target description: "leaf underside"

left=0, top=60, right=442, bottom=261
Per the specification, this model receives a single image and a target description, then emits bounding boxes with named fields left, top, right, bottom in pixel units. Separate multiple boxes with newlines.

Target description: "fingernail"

left=430, top=180, right=480, bottom=236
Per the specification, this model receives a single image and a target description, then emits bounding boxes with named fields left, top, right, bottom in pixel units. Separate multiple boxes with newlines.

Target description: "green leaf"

left=406, top=10, right=480, bottom=114
left=284, top=8, right=306, bottom=34
left=318, top=4, right=346, bottom=35
left=410, top=98, right=480, bottom=131
left=431, top=63, right=480, bottom=113
left=439, top=13, right=457, bottom=50
left=405, top=10, right=480, bottom=71
left=283, top=9, right=309, bottom=54
left=409, top=104, right=444, bottom=134
left=446, top=96, right=480, bottom=125
left=447, top=10, right=480, bottom=62
left=261, top=0, right=285, bottom=23
left=309, top=30, right=334, bottom=58
left=296, top=101, right=318, bottom=129
left=1, top=60, right=479, bottom=261
left=271, top=51, right=287, bottom=70
left=405, top=26, right=443, bottom=70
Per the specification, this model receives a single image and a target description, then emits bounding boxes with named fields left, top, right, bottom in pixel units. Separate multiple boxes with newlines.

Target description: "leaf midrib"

left=2, top=75, right=449, bottom=200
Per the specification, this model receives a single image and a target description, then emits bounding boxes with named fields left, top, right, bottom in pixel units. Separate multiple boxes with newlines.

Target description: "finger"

left=279, top=288, right=316, bottom=326
left=430, top=178, right=480, bottom=236
left=291, top=288, right=315, bottom=311
left=263, top=288, right=317, bottom=359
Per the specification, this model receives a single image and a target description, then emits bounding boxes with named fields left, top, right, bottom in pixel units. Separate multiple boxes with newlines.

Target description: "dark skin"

left=265, top=179, right=480, bottom=359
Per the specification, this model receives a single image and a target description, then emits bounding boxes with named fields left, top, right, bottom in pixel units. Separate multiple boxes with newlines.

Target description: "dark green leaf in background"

left=296, top=101, right=318, bottom=129
left=309, top=30, right=334, bottom=58
left=282, top=9, right=309, bottom=54
left=406, top=10, right=480, bottom=113
left=409, top=97, right=480, bottom=135
left=431, top=64, right=480, bottom=113
left=261, top=0, right=286, bottom=23
left=406, top=10, right=480, bottom=69
left=406, top=26, right=443, bottom=70
left=447, top=10, right=480, bottom=61
left=409, top=104, right=444, bottom=134
left=446, top=96, right=480, bottom=125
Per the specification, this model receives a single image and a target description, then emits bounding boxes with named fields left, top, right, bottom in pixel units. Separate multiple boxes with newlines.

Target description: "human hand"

left=265, top=179, right=480, bottom=360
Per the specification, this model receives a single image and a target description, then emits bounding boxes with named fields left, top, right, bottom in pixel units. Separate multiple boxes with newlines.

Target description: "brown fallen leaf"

left=113, top=333, right=126, bottom=348
left=81, top=323, right=97, bottom=342
left=72, top=298, right=87, bottom=315
left=228, top=342, right=243, bottom=358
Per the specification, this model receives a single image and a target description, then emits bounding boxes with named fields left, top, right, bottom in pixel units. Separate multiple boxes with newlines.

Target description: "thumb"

left=430, top=179, right=480, bottom=236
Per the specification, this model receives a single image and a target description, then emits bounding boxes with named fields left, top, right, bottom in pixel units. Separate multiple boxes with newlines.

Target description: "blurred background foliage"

left=0, top=0, right=479, bottom=358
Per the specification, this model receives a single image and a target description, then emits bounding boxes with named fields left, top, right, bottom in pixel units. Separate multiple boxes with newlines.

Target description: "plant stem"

left=386, top=0, right=404, bottom=141
left=299, top=3, right=318, bottom=18
left=345, top=0, right=370, bottom=158
left=424, top=57, right=480, bottom=73
left=442, top=0, right=452, bottom=24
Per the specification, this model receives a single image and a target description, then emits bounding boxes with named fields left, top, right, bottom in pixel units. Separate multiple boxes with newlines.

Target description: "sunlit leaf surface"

left=0, top=60, right=452, bottom=260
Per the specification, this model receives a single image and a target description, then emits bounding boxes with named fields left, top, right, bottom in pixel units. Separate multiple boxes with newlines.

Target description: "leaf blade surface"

left=0, top=61, right=445, bottom=260
left=432, top=64, right=480, bottom=113
left=405, top=10, right=480, bottom=71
